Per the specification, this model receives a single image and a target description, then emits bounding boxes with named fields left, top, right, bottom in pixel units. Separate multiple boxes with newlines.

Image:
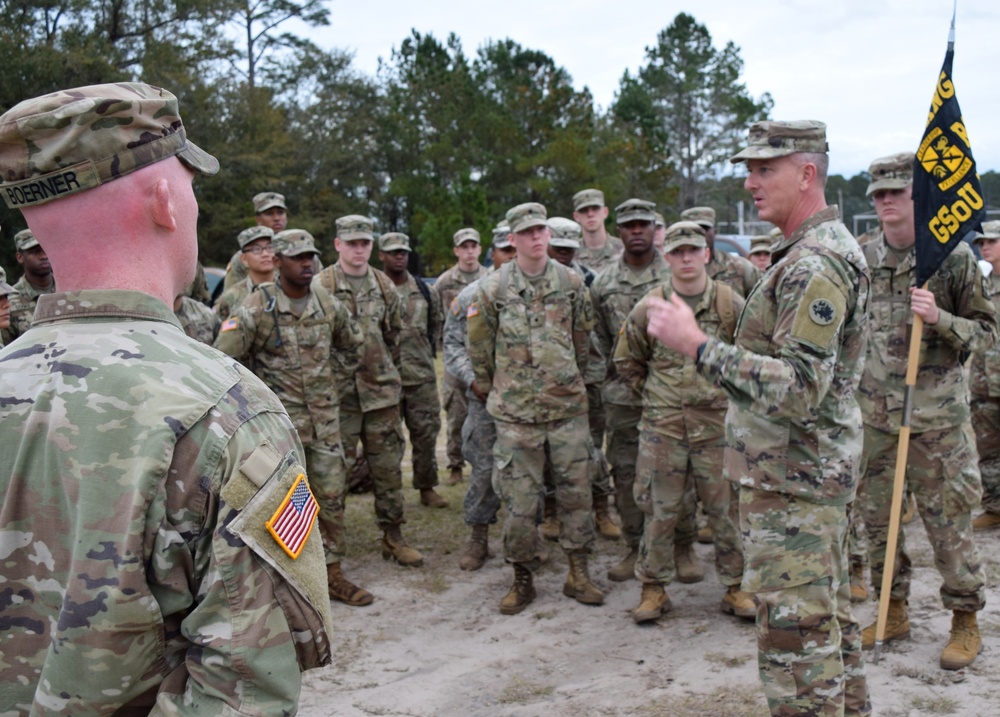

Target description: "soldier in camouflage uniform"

left=573, top=188, right=624, bottom=274
left=971, top=220, right=1000, bottom=531
left=468, top=202, right=602, bottom=614
left=379, top=231, right=449, bottom=509
left=0, top=267, right=13, bottom=348
left=434, top=227, right=489, bottom=485
left=443, top=225, right=518, bottom=570
left=647, top=120, right=871, bottom=717
left=748, top=234, right=773, bottom=271
left=680, top=206, right=760, bottom=298
left=174, top=293, right=220, bottom=344
left=223, top=191, right=290, bottom=290
left=545, top=216, right=619, bottom=540
left=314, top=215, right=424, bottom=567
left=855, top=152, right=995, bottom=670
left=213, top=225, right=276, bottom=320
left=0, top=82, right=332, bottom=716
left=215, top=229, right=374, bottom=606
left=615, top=221, right=754, bottom=624
left=592, top=198, right=701, bottom=583
left=652, top=211, right=667, bottom=253
left=2, top=228, right=55, bottom=344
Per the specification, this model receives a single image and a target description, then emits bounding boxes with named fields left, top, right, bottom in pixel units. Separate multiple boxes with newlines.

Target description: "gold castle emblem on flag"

left=917, top=126, right=972, bottom=192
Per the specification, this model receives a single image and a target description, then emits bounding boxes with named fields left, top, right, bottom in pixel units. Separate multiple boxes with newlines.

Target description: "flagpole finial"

left=949, top=0, right=957, bottom=48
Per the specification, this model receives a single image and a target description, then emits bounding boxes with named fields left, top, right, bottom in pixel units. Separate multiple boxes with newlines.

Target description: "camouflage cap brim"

left=730, top=120, right=829, bottom=164
left=0, top=278, right=13, bottom=295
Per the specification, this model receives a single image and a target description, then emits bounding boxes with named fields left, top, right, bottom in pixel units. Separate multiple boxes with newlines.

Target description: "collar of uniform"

left=32, top=289, right=182, bottom=329
left=509, top=259, right=563, bottom=298
left=273, top=280, right=322, bottom=317
left=772, top=205, right=841, bottom=256
left=12, top=275, right=54, bottom=300
left=617, top=250, right=669, bottom=285
left=333, top=262, right=375, bottom=289
left=872, top=230, right=916, bottom=273
left=664, top=276, right=716, bottom=315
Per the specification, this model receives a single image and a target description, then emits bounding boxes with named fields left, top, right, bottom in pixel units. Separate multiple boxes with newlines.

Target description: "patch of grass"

left=909, top=693, right=960, bottom=714
left=497, top=676, right=554, bottom=704
left=704, top=651, right=752, bottom=668
left=636, top=685, right=769, bottom=717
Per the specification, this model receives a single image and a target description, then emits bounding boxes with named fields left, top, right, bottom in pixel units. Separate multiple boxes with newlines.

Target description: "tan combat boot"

left=500, top=562, right=536, bottom=615
left=420, top=488, right=449, bottom=509
left=973, top=512, right=1000, bottom=531
left=674, top=543, right=705, bottom=584
left=563, top=550, right=605, bottom=605
left=850, top=561, right=869, bottom=603
left=445, top=466, right=463, bottom=486
left=632, top=582, right=671, bottom=624
left=720, top=585, right=756, bottom=619
left=940, top=611, right=982, bottom=670
left=861, top=598, right=910, bottom=650
left=381, top=524, right=424, bottom=567
left=593, top=492, right=622, bottom=539
left=540, top=494, right=560, bottom=541
left=607, top=546, right=638, bottom=582
left=327, top=563, right=374, bottom=606
left=459, top=524, right=490, bottom=571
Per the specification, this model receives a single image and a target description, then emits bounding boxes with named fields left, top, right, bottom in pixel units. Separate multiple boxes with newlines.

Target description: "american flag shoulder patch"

left=220, top=316, right=239, bottom=332
left=265, top=473, right=318, bottom=559
left=466, top=303, right=479, bottom=318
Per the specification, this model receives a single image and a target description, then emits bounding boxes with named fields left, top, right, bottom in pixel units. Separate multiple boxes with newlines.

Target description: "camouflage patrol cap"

left=663, top=221, right=707, bottom=253
left=272, top=228, right=319, bottom=257
left=866, top=152, right=914, bottom=196
left=615, top=198, right=656, bottom=224
left=573, top=188, right=605, bottom=211
left=547, top=217, right=582, bottom=249
left=730, top=120, right=828, bottom=164
left=653, top=211, right=666, bottom=228
left=506, top=202, right=548, bottom=234
left=253, top=192, right=287, bottom=214
left=0, top=82, right=219, bottom=209
left=14, top=228, right=38, bottom=251
left=379, top=232, right=412, bottom=252
left=749, top=235, right=773, bottom=255
left=974, top=219, right=1000, bottom=242
left=680, top=206, right=716, bottom=229
left=336, top=214, right=374, bottom=241
left=0, top=265, right=13, bottom=297
left=492, top=220, right=512, bottom=249
left=453, top=227, right=481, bottom=246
left=237, top=225, right=274, bottom=249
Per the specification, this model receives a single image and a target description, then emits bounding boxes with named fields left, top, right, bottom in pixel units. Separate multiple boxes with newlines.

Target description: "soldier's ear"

left=150, top=178, right=176, bottom=232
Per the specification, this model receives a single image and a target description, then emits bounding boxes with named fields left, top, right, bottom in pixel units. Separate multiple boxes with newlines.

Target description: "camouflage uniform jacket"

left=969, top=272, right=1000, bottom=403
left=568, top=261, right=607, bottom=386
left=395, top=272, right=443, bottom=386
left=0, top=290, right=333, bottom=715
left=708, top=247, right=759, bottom=298
left=467, top=259, right=593, bottom=423
left=313, top=262, right=402, bottom=412
left=591, top=251, right=671, bottom=407
left=434, top=263, right=488, bottom=322
left=615, top=278, right=743, bottom=435
left=214, top=280, right=362, bottom=442
left=859, top=233, right=997, bottom=433
left=175, top=294, right=221, bottom=345
left=215, top=274, right=263, bottom=321
left=3, top=274, right=55, bottom=342
left=577, top=235, right=624, bottom=275
left=443, top=280, right=480, bottom=393
left=697, top=206, right=871, bottom=505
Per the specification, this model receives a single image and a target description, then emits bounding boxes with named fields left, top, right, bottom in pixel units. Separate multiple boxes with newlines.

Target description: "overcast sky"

left=300, top=0, right=997, bottom=178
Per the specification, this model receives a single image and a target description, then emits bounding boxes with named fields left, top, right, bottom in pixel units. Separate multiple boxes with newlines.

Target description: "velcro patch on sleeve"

left=790, top=274, right=846, bottom=351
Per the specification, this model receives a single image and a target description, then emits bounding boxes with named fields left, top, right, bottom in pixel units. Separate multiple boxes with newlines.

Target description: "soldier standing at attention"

left=378, top=231, right=449, bottom=509
left=223, top=191, right=291, bottom=290
left=0, top=82, right=333, bottom=715
left=614, top=220, right=753, bottom=624
left=468, top=202, right=602, bottom=614
left=214, top=225, right=276, bottom=320
left=680, top=206, right=759, bottom=298
left=971, top=220, right=1000, bottom=531
left=443, top=228, right=518, bottom=570
left=855, top=152, right=995, bottom=670
left=215, top=229, right=372, bottom=606
left=573, top=188, right=623, bottom=274
left=3, top=228, right=55, bottom=343
left=646, top=120, right=871, bottom=717
left=314, top=215, right=424, bottom=567
left=434, top=227, right=489, bottom=486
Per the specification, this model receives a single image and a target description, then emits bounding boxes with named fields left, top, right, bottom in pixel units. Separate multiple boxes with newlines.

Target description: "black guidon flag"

left=913, top=19, right=985, bottom=287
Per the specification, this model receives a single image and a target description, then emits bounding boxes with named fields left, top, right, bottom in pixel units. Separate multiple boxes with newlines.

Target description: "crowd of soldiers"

left=1, top=80, right=998, bottom=717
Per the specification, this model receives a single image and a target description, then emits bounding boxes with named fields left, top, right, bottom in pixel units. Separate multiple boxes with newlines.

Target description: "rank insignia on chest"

left=809, top=298, right=836, bottom=325
left=266, top=474, right=318, bottom=559
left=220, top=316, right=239, bottom=332
left=466, top=304, right=479, bottom=318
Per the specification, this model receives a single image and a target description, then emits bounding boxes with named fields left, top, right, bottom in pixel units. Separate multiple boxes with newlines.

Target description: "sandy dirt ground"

left=297, top=400, right=999, bottom=717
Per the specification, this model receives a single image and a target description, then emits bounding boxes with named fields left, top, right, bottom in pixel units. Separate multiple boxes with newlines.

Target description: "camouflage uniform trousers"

left=634, top=423, right=743, bottom=586
left=291, top=408, right=349, bottom=566
left=971, top=395, right=1000, bottom=514
left=493, top=414, right=596, bottom=561
left=463, top=396, right=502, bottom=526
left=857, top=423, right=985, bottom=610
left=442, top=371, right=468, bottom=470
left=340, top=403, right=406, bottom=528
left=740, top=487, right=870, bottom=717
left=587, top=382, right=612, bottom=497
left=605, top=404, right=695, bottom=548
left=400, top=380, right=443, bottom=490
